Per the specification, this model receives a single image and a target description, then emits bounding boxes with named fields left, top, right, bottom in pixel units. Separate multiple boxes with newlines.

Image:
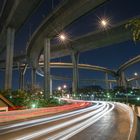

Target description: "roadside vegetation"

left=0, top=89, right=67, bottom=109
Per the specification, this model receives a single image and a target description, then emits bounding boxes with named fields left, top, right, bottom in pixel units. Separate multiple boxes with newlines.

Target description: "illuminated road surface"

left=0, top=101, right=132, bottom=140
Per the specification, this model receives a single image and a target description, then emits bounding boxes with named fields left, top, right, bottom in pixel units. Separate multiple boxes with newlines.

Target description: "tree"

left=125, top=19, right=140, bottom=41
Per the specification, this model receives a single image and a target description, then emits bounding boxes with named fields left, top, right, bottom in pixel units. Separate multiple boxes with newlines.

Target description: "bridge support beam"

left=109, top=82, right=112, bottom=89
left=44, top=38, right=50, bottom=98
left=117, top=72, right=127, bottom=88
left=5, top=28, right=15, bottom=90
left=31, top=68, right=36, bottom=89
left=50, top=77, right=52, bottom=96
left=71, top=52, right=79, bottom=94
left=19, top=64, right=27, bottom=90
left=19, top=69, right=24, bottom=90
left=105, top=73, right=109, bottom=91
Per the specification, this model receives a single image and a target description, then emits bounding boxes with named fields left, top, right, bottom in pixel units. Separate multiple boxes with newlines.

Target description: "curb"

left=128, top=106, right=137, bottom=140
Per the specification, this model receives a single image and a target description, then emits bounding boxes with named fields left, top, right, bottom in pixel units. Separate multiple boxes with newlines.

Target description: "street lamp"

left=57, top=86, right=62, bottom=91
left=59, top=33, right=66, bottom=41
left=100, top=19, right=108, bottom=28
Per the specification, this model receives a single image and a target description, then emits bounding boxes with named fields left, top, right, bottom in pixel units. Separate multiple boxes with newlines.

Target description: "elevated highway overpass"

left=0, top=0, right=43, bottom=53
left=27, top=15, right=138, bottom=96
left=0, top=0, right=44, bottom=90
left=27, top=0, right=110, bottom=68
left=27, top=15, right=140, bottom=69
left=116, top=55, right=140, bottom=87
left=0, top=61, right=116, bottom=90
left=118, top=55, right=140, bottom=75
left=1, top=0, right=139, bottom=94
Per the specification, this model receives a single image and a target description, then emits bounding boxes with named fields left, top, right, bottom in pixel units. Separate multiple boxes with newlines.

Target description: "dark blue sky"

left=0, top=0, right=140, bottom=90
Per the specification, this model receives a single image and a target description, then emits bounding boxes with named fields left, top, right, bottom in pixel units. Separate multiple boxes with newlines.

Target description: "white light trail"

left=16, top=102, right=107, bottom=140
left=48, top=103, right=114, bottom=140
left=0, top=102, right=101, bottom=134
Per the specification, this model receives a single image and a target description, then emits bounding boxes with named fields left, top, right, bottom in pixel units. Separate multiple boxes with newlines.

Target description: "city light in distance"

left=134, top=72, right=138, bottom=76
left=32, top=104, right=36, bottom=108
left=63, top=84, right=67, bottom=89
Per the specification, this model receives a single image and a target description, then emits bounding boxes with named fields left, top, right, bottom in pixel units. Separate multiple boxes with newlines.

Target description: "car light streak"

left=48, top=103, right=114, bottom=140
left=16, top=102, right=107, bottom=140
left=0, top=102, right=101, bottom=134
left=0, top=102, right=91, bottom=123
left=0, top=100, right=134, bottom=140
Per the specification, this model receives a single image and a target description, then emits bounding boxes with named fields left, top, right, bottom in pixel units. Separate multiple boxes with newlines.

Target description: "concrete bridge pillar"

left=109, top=82, right=112, bottom=89
left=135, top=80, right=139, bottom=89
left=5, top=28, right=15, bottom=90
left=19, top=69, right=24, bottom=90
left=19, top=64, right=27, bottom=90
left=71, top=51, right=79, bottom=94
left=44, top=38, right=50, bottom=98
left=50, top=77, right=52, bottom=97
left=117, top=72, right=127, bottom=88
left=31, top=68, right=36, bottom=89
left=105, top=73, right=109, bottom=91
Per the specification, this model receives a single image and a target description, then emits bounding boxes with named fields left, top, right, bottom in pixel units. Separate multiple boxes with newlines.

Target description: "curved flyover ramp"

left=117, top=54, right=140, bottom=75
left=37, top=62, right=116, bottom=76
left=27, top=0, right=110, bottom=68
left=50, top=18, right=134, bottom=59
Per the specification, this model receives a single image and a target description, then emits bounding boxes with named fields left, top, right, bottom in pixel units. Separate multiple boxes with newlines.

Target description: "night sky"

left=0, top=0, right=140, bottom=90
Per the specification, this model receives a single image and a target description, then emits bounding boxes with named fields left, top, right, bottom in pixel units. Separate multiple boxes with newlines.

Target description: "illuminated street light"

left=57, top=86, right=62, bottom=91
left=137, top=97, right=140, bottom=101
left=59, top=33, right=66, bottom=41
left=100, top=19, right=108, bottom=27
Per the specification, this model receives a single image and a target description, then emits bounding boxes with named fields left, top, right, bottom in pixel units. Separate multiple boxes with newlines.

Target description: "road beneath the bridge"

left=0, top=101, right=134, bottom=140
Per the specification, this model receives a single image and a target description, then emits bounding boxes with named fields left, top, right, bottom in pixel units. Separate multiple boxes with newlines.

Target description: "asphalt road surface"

left=0, top=102, right=132, bottom=140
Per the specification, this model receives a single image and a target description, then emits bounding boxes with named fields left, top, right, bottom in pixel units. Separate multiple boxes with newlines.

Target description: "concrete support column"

left=135, top=80, right=139, bottom=89
left=109, top=82, right=112, bottom=89
left=19, top=69, right=24, bottom=90
left=31, top=68, right=36, bottom=89
left=121, top=72, right=127, bottom=88
left=5, top=28, right=15, bottom=90
left=71, top=52, right=79, bottom=94
left=117, top=72, right=127, bottom=88
left=44, top=38, right=50, bottom=98
left=50, top=77, right=52, bottom=96
left=105, top=73, right=109, bottom=91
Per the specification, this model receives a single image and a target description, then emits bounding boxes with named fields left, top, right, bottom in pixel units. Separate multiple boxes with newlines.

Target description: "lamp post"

left=58, top=33, right=67, bottom=42
left=100, top=19, right=109, bottom=28
left=57, top=84, right=68, bottom=97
